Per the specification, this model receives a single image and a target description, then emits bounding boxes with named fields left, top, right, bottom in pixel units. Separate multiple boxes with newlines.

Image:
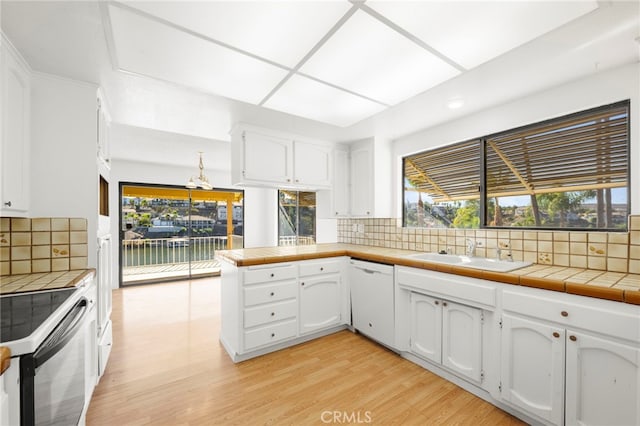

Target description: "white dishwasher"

left=349, top=260, right=395, bottom=348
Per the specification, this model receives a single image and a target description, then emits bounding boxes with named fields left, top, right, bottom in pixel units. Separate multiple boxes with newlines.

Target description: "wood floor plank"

left=86, top=278, right=525, bottom=425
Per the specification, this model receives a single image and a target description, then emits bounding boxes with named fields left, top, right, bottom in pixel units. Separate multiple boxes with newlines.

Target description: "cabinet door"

left=565, top=330, right=640, bottom=426
left=332, top=148, right=349, bottom=216
left=299, top=274, right=341, bottom=334
left=442, top=301, right=482, bottom=382
left=241, top=130, right=293, bottom=184
left=500, top=314, right=565, bottom=425
left=409, top=292, right=442, bottom=364
left=294, top=141, right=331, bottom=187
left=1, top=45, right=30, bottom=215
left=350, top=263, right=394, bottom=347
left=349, top=144, right=372, bottom=217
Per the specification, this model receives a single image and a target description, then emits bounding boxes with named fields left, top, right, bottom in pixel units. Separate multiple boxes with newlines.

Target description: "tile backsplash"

left=0, top=217, right=88, bottom=276
left=338, top=214, right=640, bottom=274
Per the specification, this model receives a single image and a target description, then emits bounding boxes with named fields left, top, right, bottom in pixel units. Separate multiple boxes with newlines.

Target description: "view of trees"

left=405, top=189, right=627, bottom=230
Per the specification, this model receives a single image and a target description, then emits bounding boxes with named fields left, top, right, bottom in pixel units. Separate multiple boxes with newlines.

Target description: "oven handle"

left=33, top=297, right=88, bottom=368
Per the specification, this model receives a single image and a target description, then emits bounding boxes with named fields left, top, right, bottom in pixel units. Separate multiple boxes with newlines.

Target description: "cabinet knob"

left=295, top=179, right=299, bottom=183
left=435, top=301, right=439, bottom=305
left=3, top=201, right=11, bottom=207
left=287, top=179, right=291, bottom=182
left=569, top=335, right=577, bottom=342
left=366, top=211, right=370, bottom=215
left=270, top=292, right=275, bottom=296
left=271, top=333, right=275, bottom=338
left=270, top=312, right=275, bottom=317
left=561, top=311, right=568, bottom=317
left=553, top=332, right=560, bottom=338
left=368, top=322, right=372, bottom=327
left=335, top=212, right=339, bottom=215
left=301, top=282, right=305, bottom=286
left=442, top=302, right=448, bottom=307
left=320, top=267, right=324, bottom=271
left=270, top=273, right=275, bottom=278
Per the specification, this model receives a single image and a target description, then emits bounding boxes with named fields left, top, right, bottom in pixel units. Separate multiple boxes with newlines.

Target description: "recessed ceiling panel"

left=108, top=4, right=288, bottom=105
left=299, top=10, right=460, bottom=106
left=121, top=1, right=352, bottom=68
left=367, top=0, right=599, bottom=69
left=264, top=74, right=387, bottom=127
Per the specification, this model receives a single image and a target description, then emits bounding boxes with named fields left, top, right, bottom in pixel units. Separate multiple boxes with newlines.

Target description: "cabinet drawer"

left=244, top=281, right=297, bottom=306
left=299, top=258, right=343, bottom=277
left=244, top=319, right=298, bottom=351
left=244, top=300, right=297, bottom=328
left=503, top=289, right=640, bottom=342
left=243, top=264, right=297, bottom=285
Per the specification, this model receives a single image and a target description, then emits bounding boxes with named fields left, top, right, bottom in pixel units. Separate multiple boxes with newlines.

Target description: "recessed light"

left=447, top=98, right=465, bottom=110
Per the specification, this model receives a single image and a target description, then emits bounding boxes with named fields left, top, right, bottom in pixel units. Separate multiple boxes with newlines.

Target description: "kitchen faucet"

left=466, top=239, right=476, bottom=257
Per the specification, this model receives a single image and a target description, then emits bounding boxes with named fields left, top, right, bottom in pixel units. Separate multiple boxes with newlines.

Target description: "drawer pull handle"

left=3, top=201, right=11, bottom=207
left=271, top=333, right=275, bottom=338
left=561, top=311, right=568, bottom=317
left=270, top=292, right=275, bottom=296
left=553, top=332, right=560, bottom=338
left=270, top=312, right=275, bottom=317
left=569, top=335, right=577, bottom=342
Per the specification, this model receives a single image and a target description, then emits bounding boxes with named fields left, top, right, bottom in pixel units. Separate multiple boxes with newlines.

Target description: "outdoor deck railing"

left=122, top=236, right=228, bottom=268
left=278, top=236, right=316, bottom=246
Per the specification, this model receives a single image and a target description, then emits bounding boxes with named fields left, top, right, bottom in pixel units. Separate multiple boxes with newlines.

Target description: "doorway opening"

left=119, top=183, right=244, bottom=285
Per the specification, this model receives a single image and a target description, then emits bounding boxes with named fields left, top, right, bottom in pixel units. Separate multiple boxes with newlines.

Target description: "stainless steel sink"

left=407, top=252, right=532, bottom=272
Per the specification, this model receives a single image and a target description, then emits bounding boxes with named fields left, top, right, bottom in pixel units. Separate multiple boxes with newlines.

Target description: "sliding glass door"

left=120, top=183, right=243, bottom=285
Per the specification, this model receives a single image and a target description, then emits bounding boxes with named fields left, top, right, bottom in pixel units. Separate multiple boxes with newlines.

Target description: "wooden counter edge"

left=0, top=346, right=10, bottom=375
left=623, top=289, right=640, bottom=305
left=566, top=283, right=625, bottom=302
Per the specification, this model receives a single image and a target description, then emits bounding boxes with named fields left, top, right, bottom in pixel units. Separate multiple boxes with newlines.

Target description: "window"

left=278, top=190, right=316, bottom=246
left=404, top=100, right=630, bottom=231
left=404, top=138, right=481, bottom=228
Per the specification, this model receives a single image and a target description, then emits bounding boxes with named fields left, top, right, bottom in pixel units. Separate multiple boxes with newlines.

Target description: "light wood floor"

left=86, top=278, right=525, bottom=426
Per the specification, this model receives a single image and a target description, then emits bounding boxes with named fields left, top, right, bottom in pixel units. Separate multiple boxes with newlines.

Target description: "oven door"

left=20, top=298, right=88, bottom=426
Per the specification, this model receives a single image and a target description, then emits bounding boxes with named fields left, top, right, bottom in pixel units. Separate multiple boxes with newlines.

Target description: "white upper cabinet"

left=0, top=38, right=30, bottom=216
left=231, top=123, right=332, bottom=189
left=349, top=137, right=392, bottom=218
left=331, top=146, right=350, bottom=217
left=293, top=140, right=331, bottom=187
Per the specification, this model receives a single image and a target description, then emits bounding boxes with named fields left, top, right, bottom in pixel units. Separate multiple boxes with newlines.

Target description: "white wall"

left=393, top=62, right=640, bottom=216
left=29, top=72, right=98, bottom=266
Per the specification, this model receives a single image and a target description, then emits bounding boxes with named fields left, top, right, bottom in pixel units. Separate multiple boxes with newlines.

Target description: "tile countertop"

left=216, top=243, right=640, bottom=306
left=0, top=268, right=96, bottom=295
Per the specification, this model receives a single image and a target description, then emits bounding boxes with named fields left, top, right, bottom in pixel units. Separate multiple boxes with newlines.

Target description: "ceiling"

left=1, top=1, right=639, bottom=144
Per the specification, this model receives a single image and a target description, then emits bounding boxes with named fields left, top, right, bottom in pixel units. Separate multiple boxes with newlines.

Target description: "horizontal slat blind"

left=404, top=139, right=481, bottom=201
left=486, top=103, right=628, bottom=197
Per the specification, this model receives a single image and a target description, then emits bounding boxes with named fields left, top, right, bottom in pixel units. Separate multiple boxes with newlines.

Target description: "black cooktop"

left=0, top=288, right=77, bottom=343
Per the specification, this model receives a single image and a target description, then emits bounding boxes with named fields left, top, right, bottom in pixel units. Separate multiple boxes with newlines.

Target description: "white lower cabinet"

left=565, top=330, right=640, bottom=426
left=220, top=257, right=349, bottom=361
left=501, top=288, right=640, bottom=426
left=500, top=314, right=565, bottom=425
left=410, top=292, right=483, bottom=383
left=299, top=274, right=342, bottom=334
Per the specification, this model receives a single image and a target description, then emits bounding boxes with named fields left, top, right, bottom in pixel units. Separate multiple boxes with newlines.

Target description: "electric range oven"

left=1, top=286, right=89, bottom=426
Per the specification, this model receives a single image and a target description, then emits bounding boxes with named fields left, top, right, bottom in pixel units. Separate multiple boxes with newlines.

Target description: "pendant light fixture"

left=186, top=152, right=213, bottom=190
